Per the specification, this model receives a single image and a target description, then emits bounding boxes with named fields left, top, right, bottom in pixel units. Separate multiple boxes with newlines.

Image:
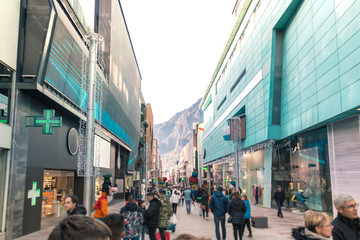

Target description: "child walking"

left=241, top=194, right=252, bottom=238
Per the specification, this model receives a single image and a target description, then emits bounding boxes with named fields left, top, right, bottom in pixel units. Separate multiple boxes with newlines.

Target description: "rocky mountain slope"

left=154, top=99, right=203, bottom=169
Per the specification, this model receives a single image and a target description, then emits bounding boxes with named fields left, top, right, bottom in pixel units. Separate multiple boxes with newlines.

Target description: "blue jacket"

left=209, top=190, right=229, bottom=216
left=243, top=199, right=251, bottom=219
left=184, top=189, right=192, bottom=201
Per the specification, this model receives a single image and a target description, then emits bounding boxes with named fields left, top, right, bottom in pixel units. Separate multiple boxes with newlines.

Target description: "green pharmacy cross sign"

left=28, top=181, right=40, bottom=206
left=26, top=109, right=62, bottom=134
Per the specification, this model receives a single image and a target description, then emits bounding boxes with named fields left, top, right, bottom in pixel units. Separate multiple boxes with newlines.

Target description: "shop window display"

left=240, top=149, right=265, bottom=205
left=212, top=161, right=236, bottom=194
left=271, top=128, right=332, bottom=213
left=42, top=170, right=74, bottom=218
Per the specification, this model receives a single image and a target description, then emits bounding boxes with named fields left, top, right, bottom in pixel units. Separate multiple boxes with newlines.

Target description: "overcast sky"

left=120, top=0, right=235, bottom=124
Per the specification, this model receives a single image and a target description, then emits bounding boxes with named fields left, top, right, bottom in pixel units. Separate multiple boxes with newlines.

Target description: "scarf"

left=95, top=192, right=107, bottom=209
left=304, top=228, right=333, bottom=240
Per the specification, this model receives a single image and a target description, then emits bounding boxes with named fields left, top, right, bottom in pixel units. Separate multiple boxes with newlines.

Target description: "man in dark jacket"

left=273, top=185, right=285, bottom=218
left=144, top=192, right=162, bottom=240
left=64, top=194, right=87, bottom=216
left=332, top=194, right=360, bottom=240
left=120, top=195, right=144, bottom=240
left=209, top=186, right=229, bottom=240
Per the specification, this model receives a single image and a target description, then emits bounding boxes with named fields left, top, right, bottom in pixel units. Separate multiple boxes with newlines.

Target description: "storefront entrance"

left=41, top=170, right=74, bottom=219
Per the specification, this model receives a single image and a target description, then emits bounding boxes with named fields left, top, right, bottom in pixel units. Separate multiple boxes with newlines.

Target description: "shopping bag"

left=169, top=214, right=177, bottom=224
left=156, top=231, right=171, bottom=240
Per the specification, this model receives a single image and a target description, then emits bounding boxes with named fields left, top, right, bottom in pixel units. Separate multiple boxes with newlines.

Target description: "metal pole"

left=145, top=142, right=148, bottom=204
left=84, top=33, right=99, bottom=215
left=155, top=155, right=159, bottom=189
left=234, top=145, right=240, bottom=192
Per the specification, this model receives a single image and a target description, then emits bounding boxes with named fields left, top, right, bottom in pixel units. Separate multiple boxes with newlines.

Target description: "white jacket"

left=170, top=193, right=180, bottom=204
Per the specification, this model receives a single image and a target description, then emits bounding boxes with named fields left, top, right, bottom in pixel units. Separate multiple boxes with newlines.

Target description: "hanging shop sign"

left=26, top=109, right=62, bottom=134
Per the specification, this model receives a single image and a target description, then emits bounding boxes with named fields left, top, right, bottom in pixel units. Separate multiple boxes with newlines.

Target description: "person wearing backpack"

left=120, top=194, right=144, bottom=240
left=209, top=186, right=229, bottom=240
left=158, top=189, right=172, bottom=240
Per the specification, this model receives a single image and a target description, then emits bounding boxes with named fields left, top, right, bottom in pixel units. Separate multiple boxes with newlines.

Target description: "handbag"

left=227, top=216, right=232, bottom=223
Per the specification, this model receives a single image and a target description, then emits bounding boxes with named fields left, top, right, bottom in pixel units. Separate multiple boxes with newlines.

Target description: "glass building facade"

left=201, top=0, right=360, bottom=215
left=271, top=127, right=332, bottom=213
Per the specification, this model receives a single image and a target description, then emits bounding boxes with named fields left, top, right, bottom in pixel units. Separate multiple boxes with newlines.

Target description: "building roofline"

left=200, top=0, right=252, bottom=108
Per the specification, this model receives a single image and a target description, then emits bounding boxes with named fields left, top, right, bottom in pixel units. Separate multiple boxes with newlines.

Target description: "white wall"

left=0, top=0, right=20, bottom=69
left=328, top=115, right=360, bottom=215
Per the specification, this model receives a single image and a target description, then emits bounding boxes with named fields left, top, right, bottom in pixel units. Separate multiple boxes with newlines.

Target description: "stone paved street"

left=16, top=199, right=304, bottom=240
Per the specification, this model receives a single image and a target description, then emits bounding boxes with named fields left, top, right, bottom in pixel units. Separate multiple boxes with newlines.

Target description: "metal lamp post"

left=83, top=33, right=101, bottom=214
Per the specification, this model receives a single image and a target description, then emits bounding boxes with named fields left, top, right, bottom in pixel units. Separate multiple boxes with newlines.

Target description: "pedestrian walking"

left=201, top=189, right=210, bottom=220
left=274, top=185, right=285, bottom=218
left=158, top=189, right=172, bottom=240
left=228, top=192, right=247, bottom=240
left=170, top=189, right=181, bottom=214
left=194, top=188, right=203, bottom=216
left=138, top=200, right=146, bottom=240
left=184, top=188, right=192, bottom=214
left=64, top=194, right=87, bottom=216
left=209, top=186, right=229, bottom=240
left=181, top=188, right=185, bottom=206
left=120, top=195, right=144, bottom=240
left=144, top=192, right=161, bottom=240
left=104, top=213, right=126, bottom=240
left=93, top=191, right=109, bottom=221
left=332, top=194, right=360, bottom=240
left=49, top=215, right=112, bottom=240
left=241, top=194, right=252, bottom=238
left=291, top=210, right=333, bottom=240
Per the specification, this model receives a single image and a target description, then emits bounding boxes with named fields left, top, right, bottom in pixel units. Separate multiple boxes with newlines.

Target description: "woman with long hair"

left=227, top=191, right=247, bottom=240
left=201, top=189, right=210, bottom=220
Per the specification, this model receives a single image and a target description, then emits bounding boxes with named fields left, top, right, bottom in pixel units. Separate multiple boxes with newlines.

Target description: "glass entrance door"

left=42, top=170, right=74, bottom=218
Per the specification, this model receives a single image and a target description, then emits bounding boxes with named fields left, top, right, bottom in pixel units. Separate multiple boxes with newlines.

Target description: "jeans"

left=124, top=237, right=139, bottom=240
left=214, top=215, right=226, bottom=240
left=148, top=227, right=156, bottom=240
left=140, top=225, right=145, bottom=240
left=182, top=198, right=184, bottom=205
left=232, top=223, right=242, bottom=240
left=185, top=200, right=191, bottom=213
left=172, top=203, right=178, bottom=214
left=276, top=201, right=283, bottom=216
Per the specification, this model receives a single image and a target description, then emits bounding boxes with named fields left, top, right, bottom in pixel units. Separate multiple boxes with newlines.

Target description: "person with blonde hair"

left=292, top=210, right=333, bottom=240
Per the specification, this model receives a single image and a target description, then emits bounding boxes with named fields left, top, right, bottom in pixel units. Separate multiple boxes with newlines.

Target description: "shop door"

left=42, top=170, right=74, bottom=219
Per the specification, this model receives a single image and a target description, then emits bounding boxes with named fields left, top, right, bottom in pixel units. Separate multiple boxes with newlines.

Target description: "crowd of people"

left=49, top=179, right=359, bottom=240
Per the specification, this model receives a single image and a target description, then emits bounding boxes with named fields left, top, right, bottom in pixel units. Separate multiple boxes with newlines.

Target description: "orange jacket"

left=93, top=192, right=108, bottom=219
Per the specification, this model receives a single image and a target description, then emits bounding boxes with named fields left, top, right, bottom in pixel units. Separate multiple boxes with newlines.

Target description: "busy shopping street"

left=1, top=0, right=360, bottom=239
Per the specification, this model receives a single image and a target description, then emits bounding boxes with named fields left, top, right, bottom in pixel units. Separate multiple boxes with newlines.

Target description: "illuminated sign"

left=28, top=181, right=40, bottom=206
left=26, top=109, right=62, bottom=134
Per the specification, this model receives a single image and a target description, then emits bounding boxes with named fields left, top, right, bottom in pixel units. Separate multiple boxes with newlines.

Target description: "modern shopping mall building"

left=200, top=0, right=360, bottom=215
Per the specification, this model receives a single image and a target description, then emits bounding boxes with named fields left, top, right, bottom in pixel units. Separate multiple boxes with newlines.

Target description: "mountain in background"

left=154, top=98, right=203, bottom=170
